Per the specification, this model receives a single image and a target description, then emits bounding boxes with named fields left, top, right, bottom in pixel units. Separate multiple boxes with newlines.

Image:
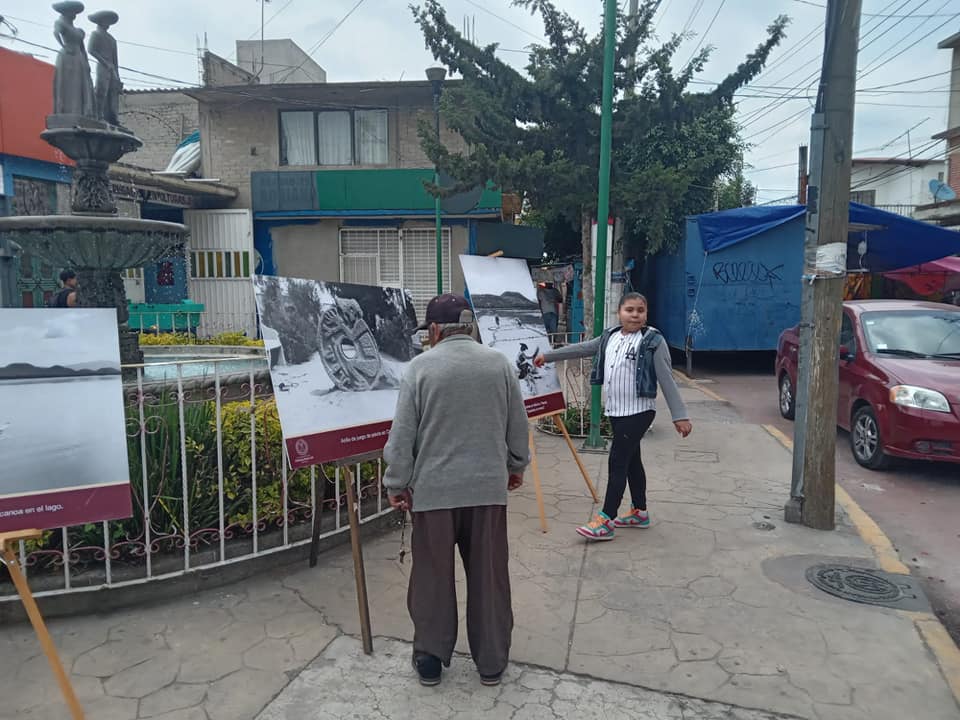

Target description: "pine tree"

left=413, top=0, right=788, bottom=326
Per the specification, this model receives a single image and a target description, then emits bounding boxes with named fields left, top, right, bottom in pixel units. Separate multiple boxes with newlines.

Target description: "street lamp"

left=426, top=66, right=446, bottom=296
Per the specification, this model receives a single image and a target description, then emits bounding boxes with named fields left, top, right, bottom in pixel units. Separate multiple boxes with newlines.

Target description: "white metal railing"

left=0, top=359, right=391, bottom=603
left=130, top=311, right=259, bottom=341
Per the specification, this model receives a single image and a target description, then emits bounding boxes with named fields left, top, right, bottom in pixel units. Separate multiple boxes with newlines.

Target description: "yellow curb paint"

left=672, top=370, right=726, bottom=403
left=916, top=618, right=960, bottom=707
left=760, top=423, right=960, bottom=707
left=761, top=423, right=794, bottom=451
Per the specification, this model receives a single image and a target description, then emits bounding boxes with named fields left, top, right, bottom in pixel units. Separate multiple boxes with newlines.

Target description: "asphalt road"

left=685, top=352, right=960, bottom=647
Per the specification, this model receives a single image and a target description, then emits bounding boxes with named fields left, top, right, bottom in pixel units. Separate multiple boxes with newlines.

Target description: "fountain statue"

left=0, top=3, right=188, bottom=365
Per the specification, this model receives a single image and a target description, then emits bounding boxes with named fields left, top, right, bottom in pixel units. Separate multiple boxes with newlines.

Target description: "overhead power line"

left=684, top=0, right=727, bottom=66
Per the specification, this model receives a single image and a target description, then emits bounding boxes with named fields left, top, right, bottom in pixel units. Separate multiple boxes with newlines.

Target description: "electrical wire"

left=684, top=0, right=726, bottom=65
left=274, top=0, right=369, bottom=84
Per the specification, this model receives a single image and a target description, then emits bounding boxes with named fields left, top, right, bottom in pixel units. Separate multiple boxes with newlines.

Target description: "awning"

left=882, top=256, right=960, bottom=295
left=693, top=203, right=960, bottom=272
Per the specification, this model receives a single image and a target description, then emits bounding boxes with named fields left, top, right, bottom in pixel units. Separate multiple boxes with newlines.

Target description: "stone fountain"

left=0, top=2, right=187, bottom=365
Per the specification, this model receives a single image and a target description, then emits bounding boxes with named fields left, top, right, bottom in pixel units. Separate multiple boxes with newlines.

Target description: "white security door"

left=185, top=209, right=257, bottom=338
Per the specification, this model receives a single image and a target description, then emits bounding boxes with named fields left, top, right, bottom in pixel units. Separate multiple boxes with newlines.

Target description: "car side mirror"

left=839, top=345, right=853, bottom=362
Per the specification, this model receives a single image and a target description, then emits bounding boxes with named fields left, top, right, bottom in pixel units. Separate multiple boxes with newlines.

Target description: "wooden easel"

left=305, top=454, right=375, bottom=656
left=527, top=412, right=600, bottom=533
left=0, top=530, right=85, bottom=719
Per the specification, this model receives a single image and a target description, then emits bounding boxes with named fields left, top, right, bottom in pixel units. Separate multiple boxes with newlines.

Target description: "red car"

left=776, top=300, right=960, bottom=469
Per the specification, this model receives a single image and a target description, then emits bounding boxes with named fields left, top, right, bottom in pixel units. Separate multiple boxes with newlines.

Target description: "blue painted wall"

left=653, top=215, right=804, bottom=352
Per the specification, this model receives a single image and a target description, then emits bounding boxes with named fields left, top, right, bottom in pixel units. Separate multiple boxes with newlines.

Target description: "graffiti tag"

left=712, top=261, right=784, bottom=288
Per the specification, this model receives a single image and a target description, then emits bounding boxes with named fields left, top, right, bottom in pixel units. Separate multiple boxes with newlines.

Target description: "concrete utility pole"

left=787, top=0, right=861, bottom=531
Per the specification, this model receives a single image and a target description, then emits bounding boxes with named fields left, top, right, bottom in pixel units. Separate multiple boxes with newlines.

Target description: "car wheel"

left=850, top=405, right=889, bottom=470
left=778, top=372, right=796, bottom=420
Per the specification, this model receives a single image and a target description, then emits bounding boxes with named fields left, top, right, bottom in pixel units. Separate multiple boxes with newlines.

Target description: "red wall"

left=0, top=47, right=72, bottom=165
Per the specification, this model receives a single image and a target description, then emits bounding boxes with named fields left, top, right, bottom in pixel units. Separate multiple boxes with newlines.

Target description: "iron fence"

left=0, top=359, right=391, bottom=603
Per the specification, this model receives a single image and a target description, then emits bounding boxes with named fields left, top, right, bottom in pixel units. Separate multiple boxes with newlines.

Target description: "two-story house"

left=182, top=44, right=507, bottom=326
left=849, top=157, right=947, bottom=217
left=915, top=30, right=960, bottom=228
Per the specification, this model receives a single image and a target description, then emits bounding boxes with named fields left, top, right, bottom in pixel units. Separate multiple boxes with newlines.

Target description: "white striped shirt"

left=603, top=329, right=657, bottom=417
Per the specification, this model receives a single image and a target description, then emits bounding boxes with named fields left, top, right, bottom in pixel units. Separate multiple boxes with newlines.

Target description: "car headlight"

left=889, top=385, right=951, bottom=413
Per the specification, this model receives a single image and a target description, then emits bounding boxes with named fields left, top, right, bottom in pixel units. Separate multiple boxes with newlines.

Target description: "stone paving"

left=1, top=385, right=958, bottom=719
left=257, top=636, right=793, bottom=720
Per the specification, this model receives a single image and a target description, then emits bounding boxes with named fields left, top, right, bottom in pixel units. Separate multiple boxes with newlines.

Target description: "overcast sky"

left=1, top=0, right=955, bottom=206
left=0, top=309, right=120, bottom=368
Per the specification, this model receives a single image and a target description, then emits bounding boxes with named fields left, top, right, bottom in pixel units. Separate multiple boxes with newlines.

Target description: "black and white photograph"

left=0, top=309, right=132, bottom=531
left=253, top=275, right=421, bottom=464
left=459, top=255, right=566, bottom=418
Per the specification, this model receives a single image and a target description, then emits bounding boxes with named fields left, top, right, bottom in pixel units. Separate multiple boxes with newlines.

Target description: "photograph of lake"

left=0, top=309, right=131, bottom=528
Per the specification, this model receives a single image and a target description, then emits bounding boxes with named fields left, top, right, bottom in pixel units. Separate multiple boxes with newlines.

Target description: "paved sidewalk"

left=1, top=385, right=957, bottom=719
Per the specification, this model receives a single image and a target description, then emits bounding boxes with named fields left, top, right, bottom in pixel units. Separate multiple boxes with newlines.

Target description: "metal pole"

left=586, top=0, right=618, bottom=449
left=434, top=88, right=443, bottom=296
left=788, top=0, right=861, bottom=530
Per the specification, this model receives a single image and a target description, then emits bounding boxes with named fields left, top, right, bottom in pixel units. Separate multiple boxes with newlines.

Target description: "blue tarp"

left=696, top=205, right=805, bottom=253
left=694, top=202, right=960, bottom=272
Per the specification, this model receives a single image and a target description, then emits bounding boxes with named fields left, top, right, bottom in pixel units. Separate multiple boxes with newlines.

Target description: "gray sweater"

left=543, top=327, right=690, bottom=422
left=383, top=334, right=530, bottom=512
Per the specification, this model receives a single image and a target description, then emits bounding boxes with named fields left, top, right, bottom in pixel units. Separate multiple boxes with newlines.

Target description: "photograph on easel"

left=253, top=275, right=421, bottom=466
left=459, top=255, right=566, bottom=418
left=0, top=309, right=132, bottom=533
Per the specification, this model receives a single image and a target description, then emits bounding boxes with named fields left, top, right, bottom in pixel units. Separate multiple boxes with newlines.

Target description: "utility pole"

left=787, top=0, right=861, bottom=531
left=586, top=0, right=618, bottom=450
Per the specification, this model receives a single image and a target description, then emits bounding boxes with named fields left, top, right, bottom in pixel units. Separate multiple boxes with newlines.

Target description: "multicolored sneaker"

left=613, top=508, right=650, bottom=528
left=575, top=512, right=615, bottom=541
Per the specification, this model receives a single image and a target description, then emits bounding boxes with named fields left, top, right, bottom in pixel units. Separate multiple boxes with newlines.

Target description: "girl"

left=534, top=293, right=692, bottom=541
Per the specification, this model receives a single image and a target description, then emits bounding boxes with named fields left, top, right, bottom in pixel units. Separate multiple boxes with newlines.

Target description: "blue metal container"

left=652, top=213, right=804, bottom=353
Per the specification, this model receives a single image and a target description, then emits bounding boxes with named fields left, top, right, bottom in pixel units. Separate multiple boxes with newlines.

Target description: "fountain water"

left=0, top=3, right=188, bottom=365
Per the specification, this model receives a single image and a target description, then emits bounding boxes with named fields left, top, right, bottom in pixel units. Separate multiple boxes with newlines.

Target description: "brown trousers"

left=408, top=505, right=513, bottom=676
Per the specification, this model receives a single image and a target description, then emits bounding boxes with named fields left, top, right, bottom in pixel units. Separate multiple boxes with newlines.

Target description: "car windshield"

left=860, top=310, right=960, bottom=358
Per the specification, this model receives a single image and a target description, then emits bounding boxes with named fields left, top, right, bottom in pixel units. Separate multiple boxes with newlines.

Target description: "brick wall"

left=119, top=91, right=199, bottom=171
left=949, top=138, right=960, bottom=193
left=200, top=96, right=470, bottom=208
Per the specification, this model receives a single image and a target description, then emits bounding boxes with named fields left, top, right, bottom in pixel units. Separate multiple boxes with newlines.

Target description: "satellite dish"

left=437, top=171, right=484, bottom=215
left=928, top=179, right=957, bottom=203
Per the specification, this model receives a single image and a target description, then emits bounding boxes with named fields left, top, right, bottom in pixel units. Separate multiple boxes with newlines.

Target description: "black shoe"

left=412, top=652, right=442, bottom=686
left=479, top=672, right=503, bottom=687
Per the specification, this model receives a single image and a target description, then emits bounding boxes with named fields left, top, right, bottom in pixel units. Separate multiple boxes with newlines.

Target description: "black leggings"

left=602, top=411, right=656, bottom=518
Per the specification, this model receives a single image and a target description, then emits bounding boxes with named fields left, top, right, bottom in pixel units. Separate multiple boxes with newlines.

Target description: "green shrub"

left=138, top=332, right=263, bottom=347
left=32, top=394, right=380, bottom=563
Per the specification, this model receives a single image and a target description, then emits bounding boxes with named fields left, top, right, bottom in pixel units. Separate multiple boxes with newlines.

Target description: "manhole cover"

left=674, top=450, right=719, bottom=463
left=805, top=564, right=917, bottom=607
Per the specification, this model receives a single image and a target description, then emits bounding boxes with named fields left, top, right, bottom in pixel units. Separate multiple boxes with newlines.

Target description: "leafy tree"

left=716, top=160, right=758, bottom=210
left=413, top=0, right=787, bottom=327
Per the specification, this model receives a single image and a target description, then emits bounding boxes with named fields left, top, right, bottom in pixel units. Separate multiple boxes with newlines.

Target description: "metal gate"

left=185, top=209, right=257, bottom=338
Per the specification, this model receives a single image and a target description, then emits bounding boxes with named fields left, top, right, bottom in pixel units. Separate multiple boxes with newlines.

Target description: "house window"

left=190, top=250, right=252, bottom=279
left=339, top=227, right=451, bottom=322
left=280, top=109, right=389, bottom=166
left=850, top=189, right=876, bottom=206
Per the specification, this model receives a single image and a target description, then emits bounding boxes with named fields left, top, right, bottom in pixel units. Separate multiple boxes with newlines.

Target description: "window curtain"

left=317, top=111, right=353, bottom=165
left=280, top=111, right=315, bottom=166
left=355, top=110, right=388, bottom=165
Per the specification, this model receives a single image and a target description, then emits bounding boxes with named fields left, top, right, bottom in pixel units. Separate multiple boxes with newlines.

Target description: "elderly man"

left=384, top=293, right=529, bottom=688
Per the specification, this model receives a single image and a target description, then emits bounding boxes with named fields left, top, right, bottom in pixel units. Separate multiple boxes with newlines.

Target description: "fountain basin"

left=0, top=215, right=186, bottom=269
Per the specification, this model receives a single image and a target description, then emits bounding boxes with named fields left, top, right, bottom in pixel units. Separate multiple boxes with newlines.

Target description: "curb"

left=758, top=422, right=960, bottom=709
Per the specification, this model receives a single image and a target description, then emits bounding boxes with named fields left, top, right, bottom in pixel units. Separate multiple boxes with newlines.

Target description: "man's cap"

left=417, top=293, right=474, bottom=331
